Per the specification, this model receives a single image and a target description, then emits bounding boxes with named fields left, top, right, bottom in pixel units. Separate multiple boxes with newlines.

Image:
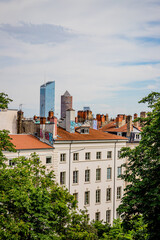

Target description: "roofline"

left=3, top=147, right=54, bottom=152
left=54, top=139, right=127, bottom=144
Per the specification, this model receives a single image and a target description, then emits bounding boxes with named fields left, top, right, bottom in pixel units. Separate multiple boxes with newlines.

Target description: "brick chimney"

left=126, top=115, right=132, bottom=137
left=116, top=116, right=123, bottom=128
left=17, top=110, right=23, bottom=134
left=140, top=111, right=147, bottom=118
left=105, top=114, right=109, bottom=123
left=40, top=117, right=46, bottom=125
left=134, top=113, right=138, bottom=128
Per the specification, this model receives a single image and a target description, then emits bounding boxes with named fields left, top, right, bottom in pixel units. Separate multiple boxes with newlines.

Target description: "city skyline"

left=0, top=0, right=160, bottom=118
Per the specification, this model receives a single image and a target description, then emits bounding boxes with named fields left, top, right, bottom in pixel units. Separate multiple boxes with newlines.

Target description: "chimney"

left=116, top=116, right=123, bottom=128
left=140, top=111, right=147, bottom=118
left=105, top=114, right=109, bottom=123
left=134, top=113, right=138, bottom=128
left=75, top=117, right=78, bottom=123
left=126, top=115, right=132, bottom=137
left=66, top=109, right=75, bottom=133
left=40, top=117, right=46, bottom=125
left=17, top=110, right=23, bottom=134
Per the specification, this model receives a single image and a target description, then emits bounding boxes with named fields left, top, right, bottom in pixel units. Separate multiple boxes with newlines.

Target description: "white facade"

left=4, top=130, right=127, bottom=224
left=54, top=139, right=126, bottom=223
left=0, top=109, right=17, bottom=134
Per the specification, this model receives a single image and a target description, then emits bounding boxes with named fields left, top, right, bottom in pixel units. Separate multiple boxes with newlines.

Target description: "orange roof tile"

left=101, top=123, right=142, bottom=133
left=55, top=127, right=127, bottom=141
left=100, top=121, right=116, bottom=131
left=9, top=134, right=53, bottom=150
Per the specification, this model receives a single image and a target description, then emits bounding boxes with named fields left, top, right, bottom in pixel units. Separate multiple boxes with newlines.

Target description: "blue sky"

left=0, top=0, right=160, bottom=118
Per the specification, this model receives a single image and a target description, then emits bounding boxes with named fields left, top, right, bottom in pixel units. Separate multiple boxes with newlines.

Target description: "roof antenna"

left=19, top=104, right=23, bottom=111
left=44, top=71, right=46, bottom=85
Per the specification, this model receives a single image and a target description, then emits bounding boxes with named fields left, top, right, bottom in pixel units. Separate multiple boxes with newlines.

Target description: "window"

left=85, top=169, right=90, bottom=182
left=84, top=191, right=90, bottom=205
left=73, top=153, right=79, bottom=161
left=106, top=210, right=111, bottom=223
left=96, top=189, right=101, bottom=203
left=81, top=128, right=89, bottom=134
left=107, top=167, right=112, bottom=180
left=73, top=193, right=78, bottom=201
left=73, top=170, right=78, bottom=184
left=60, top=153, right=66, bottom=162
left=95, top=212, right=100, bottom=221
left=106, top=188, right=111, bottom=201
left=96, top=168, right=101, bottom=181
left=117, top=166, right=122, bottom=178
left=9, top=159, right=15, bottom=166
left=107, top=151, right=112, bottom=159
left=46, top=156, right=52, bottom=164
left=96, top=152, right=101, bottom=159
left=136, top=134, right=140, bottom=139
left=60, top=172, right=66, bottom=185
left=118, top=151, right=121, bottom=158
left=85, top=152, right=90, bottom=160
left=117, top=187, right=122, bottom=199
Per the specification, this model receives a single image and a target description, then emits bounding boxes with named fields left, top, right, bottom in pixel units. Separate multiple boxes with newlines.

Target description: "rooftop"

left=9, top=134, right=53, bottom=150
left=55, top=127, right=127, bottom=141
left=100, top=122, right=142, bottom=133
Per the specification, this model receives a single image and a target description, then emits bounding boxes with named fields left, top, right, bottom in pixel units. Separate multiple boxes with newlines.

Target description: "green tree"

left=0, top=153, right=97, bottom=239
left=117, top=92, right=160, bottom=240
left=0, top=92, right=12, bottom=109
left=92, top=217, right=148, bottom=240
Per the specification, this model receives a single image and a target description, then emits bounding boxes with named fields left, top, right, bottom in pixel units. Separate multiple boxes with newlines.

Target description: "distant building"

left=100, top=113, right=143, bottom=144
left=83, top=106, right=90, bottom=111
left=40, top=81, right=55, bottom=117
left=61, top=91, right=72, bottom=119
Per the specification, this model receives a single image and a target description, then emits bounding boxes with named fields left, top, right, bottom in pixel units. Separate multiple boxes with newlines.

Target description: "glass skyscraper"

left=40, top=81, right=55, bottom=117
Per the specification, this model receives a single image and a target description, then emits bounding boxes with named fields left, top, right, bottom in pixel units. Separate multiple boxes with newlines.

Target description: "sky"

left=0, top=0, right=160, bottom=118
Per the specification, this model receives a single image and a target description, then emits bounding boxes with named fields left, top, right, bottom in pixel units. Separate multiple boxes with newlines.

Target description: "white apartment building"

left=3, top=109, right=127, bottom=224
left=52, top=126, right=127, bottom=223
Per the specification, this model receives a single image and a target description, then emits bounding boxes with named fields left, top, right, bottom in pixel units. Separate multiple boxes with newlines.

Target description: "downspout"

left=113, top=140, right=118, bottom=220
left=69, top=141, right=72, bottom=193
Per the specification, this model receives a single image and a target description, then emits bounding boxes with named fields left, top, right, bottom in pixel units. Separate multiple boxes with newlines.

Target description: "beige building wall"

left=0, top=109, right=17, bottom=134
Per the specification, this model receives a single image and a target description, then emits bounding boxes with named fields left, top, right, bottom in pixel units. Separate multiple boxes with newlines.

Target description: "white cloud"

left=0, top=0, right=160, bottom=117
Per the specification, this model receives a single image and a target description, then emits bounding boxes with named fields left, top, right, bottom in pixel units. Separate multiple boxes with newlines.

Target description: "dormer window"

left=80, top=127, right=89, bottom=134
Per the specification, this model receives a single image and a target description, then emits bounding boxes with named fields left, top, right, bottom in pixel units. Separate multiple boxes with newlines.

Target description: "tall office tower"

left=40, top=81, right=55, bottom=117
left=61, top=91, right=72, bottom=118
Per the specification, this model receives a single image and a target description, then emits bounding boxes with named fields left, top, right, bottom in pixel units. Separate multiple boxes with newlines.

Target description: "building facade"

left=40, top=81, right=55, bottom=117
left=54, top=127, right=127, bottom=223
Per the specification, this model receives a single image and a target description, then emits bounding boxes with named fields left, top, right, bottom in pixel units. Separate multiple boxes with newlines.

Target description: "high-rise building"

left=61, top=91, right=72, bottom=119
left=40, top=81, right=55, bottom=117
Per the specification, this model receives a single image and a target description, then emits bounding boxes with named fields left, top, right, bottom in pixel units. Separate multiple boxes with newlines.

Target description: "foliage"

left=92, top=220, right=110, bottom=239
left=0, top=92, right=12, bottom=109
left=117, top=92, right=160, bottom=240
left=0, top=153, right=97, bottom=239
left=92, top=217, right=148, bottom=240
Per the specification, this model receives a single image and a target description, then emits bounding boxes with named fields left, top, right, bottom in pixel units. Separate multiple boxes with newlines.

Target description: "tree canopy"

left=0, top=92, right=12, bottom=109
left=117, top=92, right=160, bottom=240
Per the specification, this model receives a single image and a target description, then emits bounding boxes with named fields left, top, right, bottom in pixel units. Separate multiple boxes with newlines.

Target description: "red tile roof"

left=9, top=134, right=53, bottom=150
left=55, top=127, right=127, bottom=141
left=101, top=123, right=142, bottom=133
left=99, top=121, right=116, bottom=131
